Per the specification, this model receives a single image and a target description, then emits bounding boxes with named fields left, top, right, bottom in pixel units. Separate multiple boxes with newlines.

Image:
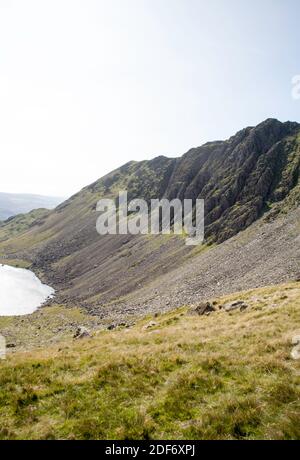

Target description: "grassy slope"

left=0, top=209, right=51, bottom=268
left=0, top=282, right=299, bottom=440
left=0, top=208, right=50, bottom=245
left=0, top=305, right=102, bottom=351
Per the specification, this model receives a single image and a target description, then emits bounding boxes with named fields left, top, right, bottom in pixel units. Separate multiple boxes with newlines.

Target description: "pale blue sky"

left=0, top=0, right=299, bottom=196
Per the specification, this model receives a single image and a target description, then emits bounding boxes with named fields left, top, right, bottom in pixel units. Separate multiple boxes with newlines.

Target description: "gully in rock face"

left=96, top=191, right=205, bottom=246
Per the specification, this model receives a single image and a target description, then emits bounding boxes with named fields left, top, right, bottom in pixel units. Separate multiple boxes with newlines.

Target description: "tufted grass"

left=0, top=282, right=299, bottom=440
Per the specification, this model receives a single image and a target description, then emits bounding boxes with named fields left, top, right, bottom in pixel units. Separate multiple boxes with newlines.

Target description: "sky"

left=0, top=0, right=300, bottom=197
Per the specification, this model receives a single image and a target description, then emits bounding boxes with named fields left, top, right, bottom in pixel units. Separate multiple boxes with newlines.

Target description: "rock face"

left=1, top=118, right=300, bottom=314
left=163, top=119, right=300, bottom=243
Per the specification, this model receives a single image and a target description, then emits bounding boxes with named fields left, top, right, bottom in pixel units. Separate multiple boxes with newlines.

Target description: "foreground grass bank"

left=0, top=282, right=300, bottom=440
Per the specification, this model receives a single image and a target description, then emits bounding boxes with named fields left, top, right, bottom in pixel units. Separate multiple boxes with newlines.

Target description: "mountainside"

left=0, top=118, right=299, bottom=319
left=0, top=192, right=64, bottom=221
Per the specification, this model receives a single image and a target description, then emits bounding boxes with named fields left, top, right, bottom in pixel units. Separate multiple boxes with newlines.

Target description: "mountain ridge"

left=0, top=118, right=299, bottom=319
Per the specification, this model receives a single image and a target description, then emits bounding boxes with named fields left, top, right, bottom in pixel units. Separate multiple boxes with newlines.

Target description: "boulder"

left=73, top=326, right=91, bottom=339
left=191, top=302, right=216, bottom=316
left=291, top=335, right=300, bottom=346
left=224, top=301, right=248, bottom=312
left=291, top=345, right=300, bottom=360
left=290, top=335, right=300, bottom=360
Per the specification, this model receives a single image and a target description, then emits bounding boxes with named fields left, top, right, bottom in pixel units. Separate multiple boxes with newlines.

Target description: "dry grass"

left=0, top=282, right=299, bottom=440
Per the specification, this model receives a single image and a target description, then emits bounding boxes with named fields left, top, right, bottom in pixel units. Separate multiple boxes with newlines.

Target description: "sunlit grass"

left=0, top=282, right=299, bottom=440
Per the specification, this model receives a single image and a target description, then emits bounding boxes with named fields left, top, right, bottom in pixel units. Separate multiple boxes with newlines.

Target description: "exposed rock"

left=291, top=345, right=300, bottom=360
left=107, top=324, right=116, bottom=331
left=291, top=335, right=300, bottom=346
left=290, top=335, right=300, bottom=360
left=190, top=302, right=216, bottom=316
left=73, top=326, right=91, bottom=339
left=143, top=321, right=157, bottom=330
left=223, top=301, right=248, bottom=312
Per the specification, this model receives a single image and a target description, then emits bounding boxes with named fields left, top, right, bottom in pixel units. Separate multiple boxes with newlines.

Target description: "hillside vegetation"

left=0, top=282, right=299, bottom=440
left=0, top=209, right=50, bottom=244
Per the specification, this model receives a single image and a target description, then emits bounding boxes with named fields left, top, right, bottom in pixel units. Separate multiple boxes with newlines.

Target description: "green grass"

left=0, top=258, right=31, bottom=269
left=0, top=282, right=299, bottom=440
left=0, top=209, right=50, bottom=243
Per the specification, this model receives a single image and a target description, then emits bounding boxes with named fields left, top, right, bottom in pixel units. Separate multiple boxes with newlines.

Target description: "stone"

left=224, top=301, right=248, bottom=312
left=143, top=321, right=157, bottom=330
left=291, top=335, right=300, bottom=346
left=73, top=326, right=91, bottom=339
left=192, top=302, right=216, bottom=316
left=291, top=345, right=300, bottom=360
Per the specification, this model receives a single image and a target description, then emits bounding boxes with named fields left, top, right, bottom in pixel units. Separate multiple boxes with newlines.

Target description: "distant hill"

left=0, top=192, right=64, bottom=221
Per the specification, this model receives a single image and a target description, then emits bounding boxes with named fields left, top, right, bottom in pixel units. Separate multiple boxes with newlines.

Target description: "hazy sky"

left=1, top=0, right=300, bottom=197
